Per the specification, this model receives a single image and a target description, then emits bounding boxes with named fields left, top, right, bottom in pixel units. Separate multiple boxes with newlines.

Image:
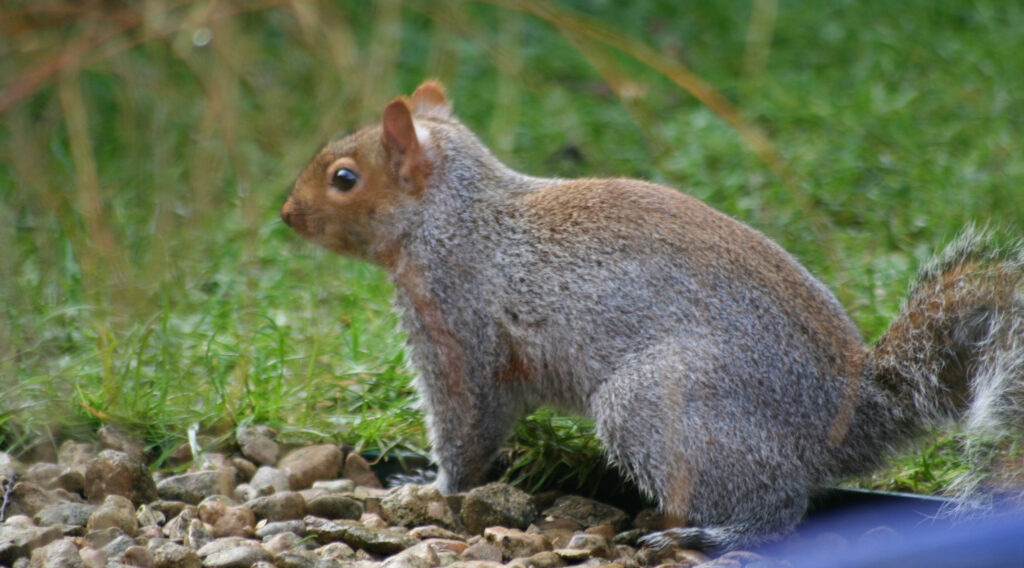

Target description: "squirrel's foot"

left=638, top=526, right=746, bottom=552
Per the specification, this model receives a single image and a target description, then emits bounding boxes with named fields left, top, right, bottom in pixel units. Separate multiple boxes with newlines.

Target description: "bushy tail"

left=866, top=226, right=1024, bottom=506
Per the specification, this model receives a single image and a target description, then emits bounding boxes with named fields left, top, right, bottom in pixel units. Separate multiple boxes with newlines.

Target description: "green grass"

left=2, top=1, right=1022, bottom=493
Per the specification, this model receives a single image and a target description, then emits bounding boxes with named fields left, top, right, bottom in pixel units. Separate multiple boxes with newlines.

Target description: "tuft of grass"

left=1, top=1, right=1022, bottom=494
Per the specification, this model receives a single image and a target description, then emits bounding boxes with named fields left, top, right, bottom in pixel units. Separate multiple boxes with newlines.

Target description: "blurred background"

left=1, top=0, right=1022, bottom=491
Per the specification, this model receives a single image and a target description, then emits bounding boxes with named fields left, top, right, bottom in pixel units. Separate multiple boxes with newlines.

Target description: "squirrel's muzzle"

left=280, top=199, right=305, bottom=233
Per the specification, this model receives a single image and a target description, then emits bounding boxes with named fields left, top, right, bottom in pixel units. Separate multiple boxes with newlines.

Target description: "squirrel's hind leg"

left=592, top=338, right=809, bottom=551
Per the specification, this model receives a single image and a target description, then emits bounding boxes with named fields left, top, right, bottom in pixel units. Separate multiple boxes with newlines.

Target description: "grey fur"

left=281, top=85, right=1024, bottom=550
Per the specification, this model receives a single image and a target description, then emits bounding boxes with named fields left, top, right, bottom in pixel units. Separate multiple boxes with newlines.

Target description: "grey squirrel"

left=281, top=81, right=1024, bottom=549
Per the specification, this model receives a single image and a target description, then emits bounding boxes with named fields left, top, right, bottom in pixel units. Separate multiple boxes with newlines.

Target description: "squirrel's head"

left=280, top=80, right=453, bottom=265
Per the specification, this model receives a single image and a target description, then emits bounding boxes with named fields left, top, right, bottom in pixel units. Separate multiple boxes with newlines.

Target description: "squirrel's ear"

left=410, top=80, right=451, bottom=119
left=382, top=98, right=420, bottom=155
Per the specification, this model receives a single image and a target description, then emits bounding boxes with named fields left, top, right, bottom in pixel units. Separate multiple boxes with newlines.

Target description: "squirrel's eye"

left=330, top=167, right=359, bottom=192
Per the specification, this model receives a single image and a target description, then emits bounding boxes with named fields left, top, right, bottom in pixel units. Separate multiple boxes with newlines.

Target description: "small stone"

left=101, top=534, right=136, bottom=559
left=541, top=496, right=630, bottom=532
left=164, top=441, right=197, bottom=468
left=449, top=562, right=505, bottom=568
left=383, top=541, right=439, bottom=568
left=122, top=545, right=155, bottom=568
left=233, top=484, right=263, bottom=503
left=34, top=502, right=98, bottom=535
left=566, top=533, right=613, bottom=558
left=461, top=541, right=504, bottom=563
left=155, top=470, right=235, bottom=505
left=184, top=518, right=213, bottom=550
left=79, top=547, right=107, bottom=568
left=254, top=519, right=306, bottom=539
left=311, top=479, right=357, bottom=493
left=359, top=512, right=388, bottom=529
left=198, top=500, right=255, bottom=537
left=149, top=500, right=189, bottom=520
left=341, top=453, right=382, bottom=489
left=508, top=550, right=566, bottom=568
left=55, top=470, right=86, bottom=495
left=263, top=531, right=303, bottom=554
left=246, top=490, right=306, bottom=521
left=418, top=537, right=469, bottom=556
left=25, top=538, right=82, bottom=568
left=461, top=482, right=537, bottom=535
left=139, top=525, right=164, bottom=540
left=306, top=493, right=364, bottom=520
left=554, top=548, right=591, bottom=563
left=313, top=541, right=356, bottom=561
left=408, top=525, right=466, bottom=541
left=297, top=487, right=327, bottom=503
left=273, top=551, right=319, bottom=568
left=249, top=466, right=291, bottom=494
left=380, top=484, right=456, bottom=529
left=194, top=537, right=249, bottom=557
left=130, top=504, right=162, bottom=529
left=83, top=450, right=158, bottom=506
left=86, top=494, right=138, bottom=536
left=236, top=426, right=280, bottom=467
left=161, top=507, right=198, bottom=542
left=615, top=543, right=638, bottom=562
left=203, top=545, right=272, bottom=568
left=231, top=458, right=257, bottom=484
left=8, top=481, right=82, bottom=518
left=83, top=526, right=125, bottom=549
left=528, top=518, right=580, bottom=549
left=278, top=445, right=344, bottom=490
left=147, top=539, right=201, bottom=568
left=484, top=527, right=553, bottom=561
left=23, top=462, right=64, bottom=489
left=304, top=516, right=417, bottom=555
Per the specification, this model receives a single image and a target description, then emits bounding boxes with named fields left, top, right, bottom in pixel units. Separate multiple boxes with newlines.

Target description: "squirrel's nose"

left=280, top=201, right=294, bottom=227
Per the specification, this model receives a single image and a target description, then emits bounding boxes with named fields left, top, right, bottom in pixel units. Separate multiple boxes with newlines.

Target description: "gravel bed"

left=0, top=426, right=906, bottom=568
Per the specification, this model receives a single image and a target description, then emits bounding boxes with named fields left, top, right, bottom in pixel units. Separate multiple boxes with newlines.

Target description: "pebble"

left=236, top=426, right=280, bottom=467
left=341, top=452, right=384, bottom=489
left=249, top=465, right=291, bottom=494
left=278, top=445, right=343, bottom=490
left=541, top=496, right=630, bottom=533
left=312, top=478, right=357, bottom=493
left=380, top=484, right=457, bottom=529
left=34, top=502, right=97, bottom=535
left=147, top=538, right=201, bottom=568
left=461, top=482, right=538, bottom=535
left=254, top=519, right=306, bottom=539
left=198, top=500, right=256, bottom=537
left=246, top=490, right=307, bottom=521
left=28, top=538, right=83, bottom=568
left=155, top=469, right=235, bottom=505
left=86, top=494, right=138, bottom=535
left=304, top=516, right=417, bottom=555
left=203, top=544, right=272, bottom=568
left=483, top=527, right=553, bottom=561
left=306, top=493, right=364, bottom=520
left=83, top=450, right=158, bottom=506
